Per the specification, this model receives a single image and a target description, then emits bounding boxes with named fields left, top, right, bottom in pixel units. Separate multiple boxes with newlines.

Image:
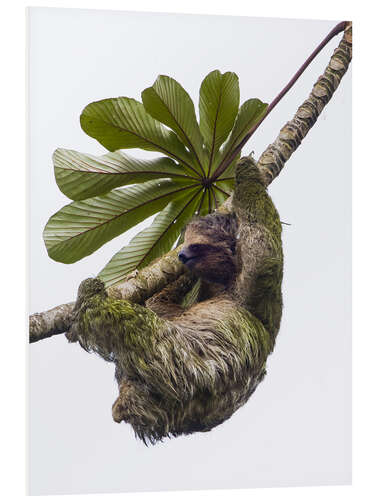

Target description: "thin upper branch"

left=210, top=21, right=350, bottom=182
left=258, top=23, right=352, bottom=185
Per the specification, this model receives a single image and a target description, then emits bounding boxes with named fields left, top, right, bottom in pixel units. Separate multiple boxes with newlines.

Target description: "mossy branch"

left=29, top=22, right=352, bottom=343
left=29, top=246, right=186, bottom=343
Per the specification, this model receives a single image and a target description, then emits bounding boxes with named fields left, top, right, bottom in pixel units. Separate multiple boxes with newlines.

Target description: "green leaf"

left=54, top=148, right=193, bottom=201
left=199, top=70, right=239, bottom=173
left=214, top=153, right=238, bottom=194
left=142, top=75, right=205, bottom=173
left=98, top=188, right=201, bottom=287
left=218, top=154, right=238, bottom=179
left=213, top=184, right=231, bottom=206
left=80, top=97, right=201, bottom=178
left=219, top=98, right=268, bottom=167
left=215, top=178, right=234, bottom=196
left=43, top=179, right=198, bottom=263
left=196, top=187, right=211, bottom=216
left=180, top=278, right=201, bottom=309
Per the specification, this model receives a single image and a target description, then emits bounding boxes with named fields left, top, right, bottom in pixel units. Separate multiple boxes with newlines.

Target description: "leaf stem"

left=210, top=20, right=349, bottom=182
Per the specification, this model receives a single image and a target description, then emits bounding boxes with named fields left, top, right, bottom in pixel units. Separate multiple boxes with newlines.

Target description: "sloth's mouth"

left=178, top=250, right=199, bottom=267
left=183, top=256, right=198, bottom=268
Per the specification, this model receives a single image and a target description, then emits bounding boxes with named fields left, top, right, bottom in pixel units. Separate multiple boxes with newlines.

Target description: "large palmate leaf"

left=80, top=97, right=201, bottom=178
left=199, top=70, right=239, bottom=174
left=218, top=98, right=268, bottom=170
left=98, top=188, right=202, bottom=287
left=44, top=179, right=198, bottom=263
left=142, top=75, right=205, bottom=173
left=54, top=148, right=193, bottom=201
left=45, top=69, right=268, bottom=274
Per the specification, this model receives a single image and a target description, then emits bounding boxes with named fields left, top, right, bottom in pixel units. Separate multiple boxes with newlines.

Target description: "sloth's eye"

left=189, top=244, right=204, bottom=253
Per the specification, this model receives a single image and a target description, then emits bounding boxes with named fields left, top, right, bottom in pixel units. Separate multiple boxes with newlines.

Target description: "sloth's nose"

left=178, top=250, right=188, bottom=264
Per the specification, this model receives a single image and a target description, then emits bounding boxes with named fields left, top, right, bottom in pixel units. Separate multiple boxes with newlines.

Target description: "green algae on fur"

left=68, top=156, right=283, bottom=444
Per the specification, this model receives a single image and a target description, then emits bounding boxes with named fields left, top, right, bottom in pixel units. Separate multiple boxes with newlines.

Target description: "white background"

left=2, top=1, right=374, bottom=500
left=27, top=7, right=352, bottom=496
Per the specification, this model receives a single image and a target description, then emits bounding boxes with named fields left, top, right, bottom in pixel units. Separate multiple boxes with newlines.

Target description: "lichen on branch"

left=29, top=246, right=188, bottom=343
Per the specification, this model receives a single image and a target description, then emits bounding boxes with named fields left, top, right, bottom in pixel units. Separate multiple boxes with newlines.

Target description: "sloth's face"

left=178, top=243, right=211, bottom=268
left=178, top=227, right=236, bottom=285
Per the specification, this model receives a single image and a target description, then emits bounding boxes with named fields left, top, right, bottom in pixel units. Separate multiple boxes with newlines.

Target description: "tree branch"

left=29, top=301, right=75, bottom=343
left=29, top=22, right=352, bottom=343
left=29, top=246, right=186, bottom=343
left=258, top=22, right=352, bottom=185
left=210, top=21, right=349, bottom=182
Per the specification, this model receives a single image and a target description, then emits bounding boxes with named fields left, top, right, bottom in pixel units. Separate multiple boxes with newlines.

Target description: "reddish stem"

left=210, top=21, right=349, bottom=182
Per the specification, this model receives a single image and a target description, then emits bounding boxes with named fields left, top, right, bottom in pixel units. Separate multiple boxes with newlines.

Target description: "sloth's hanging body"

left=67, top=157, right=283, bottom=444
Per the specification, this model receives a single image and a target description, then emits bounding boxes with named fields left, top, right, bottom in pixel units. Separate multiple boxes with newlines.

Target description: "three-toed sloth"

left=67, top=157, right=283, bottom=444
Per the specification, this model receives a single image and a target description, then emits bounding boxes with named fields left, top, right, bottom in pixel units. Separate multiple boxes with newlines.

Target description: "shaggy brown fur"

left=67, top=157, right=283, bottom=444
